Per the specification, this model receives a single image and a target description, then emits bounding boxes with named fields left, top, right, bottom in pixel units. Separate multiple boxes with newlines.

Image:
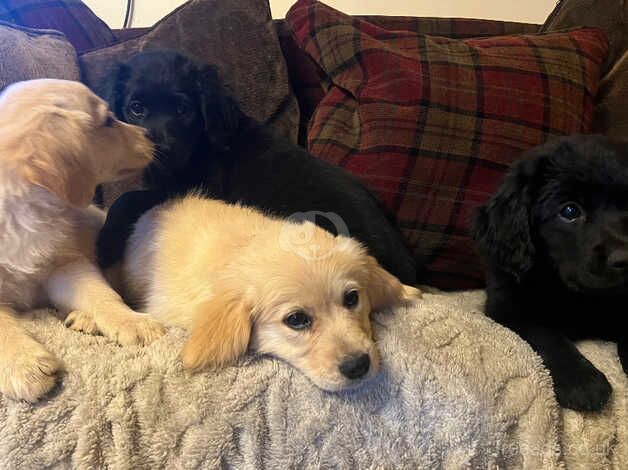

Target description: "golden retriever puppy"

left=117, top=194, right=421, bottom=391
left=0, top=79, right=165, bottom=403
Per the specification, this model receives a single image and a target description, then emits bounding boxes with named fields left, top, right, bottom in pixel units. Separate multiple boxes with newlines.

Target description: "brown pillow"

left=594, top=50, right=628, bottom=138
left=79, top=0, right=298, bottom=142
left=540, top=0, right=627, bottom=72
left=0, top=20, right=80, bottom=91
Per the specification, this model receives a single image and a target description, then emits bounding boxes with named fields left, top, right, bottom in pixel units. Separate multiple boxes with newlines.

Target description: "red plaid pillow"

left=286, top=0, right=609, bottom=289
left=0, top=0, right=115, bottom=53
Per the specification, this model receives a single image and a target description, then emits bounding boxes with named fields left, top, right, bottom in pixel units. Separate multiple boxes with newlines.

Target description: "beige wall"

left=270, top=1, right=554, bottom=23
left=83, top=0, right=126, bottom=28
left=84, top=1, right=555, bottom=29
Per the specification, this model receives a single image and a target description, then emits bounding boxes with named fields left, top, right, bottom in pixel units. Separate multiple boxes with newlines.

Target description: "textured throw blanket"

left=1, top=291, right=625, bottom=469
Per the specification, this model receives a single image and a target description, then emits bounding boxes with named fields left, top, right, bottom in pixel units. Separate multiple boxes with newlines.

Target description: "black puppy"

left=95, top=50, right=417, bottom=285
left=472, top=135, right=628, bottom=411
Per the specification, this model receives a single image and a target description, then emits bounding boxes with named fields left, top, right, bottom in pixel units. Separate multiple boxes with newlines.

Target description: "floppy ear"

left=364, top=256, right=411, bottom=310
left=19, top=107, right=97, bottom=207
left=95, top=62, right=130, bottom=118
left=196, top=64, right=244, bottom=149
left=471, top=157, right=541, bottom=280
left=180, top=290, right=253, bottom=370
left=22, top=161, right=95, bottom=207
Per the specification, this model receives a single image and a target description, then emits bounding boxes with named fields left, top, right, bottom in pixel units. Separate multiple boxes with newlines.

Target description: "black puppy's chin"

left=143, top=144, right=193, bottom=182
left=142, top=162, right=176, bottom=187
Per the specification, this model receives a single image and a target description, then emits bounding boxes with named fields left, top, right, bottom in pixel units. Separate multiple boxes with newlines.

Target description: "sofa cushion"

left=286, top=0, right=609, bottom=289
left=540, top=0, right=627, bottom=73
left=276, top=17, right=540, bottom=146
left=80, top=0, right=299, bottom=207
left=594, top=50, right=628, bottom=138
left=0, top=19, right=79, bottom=91
left=0, top=0, right=116, bottom=53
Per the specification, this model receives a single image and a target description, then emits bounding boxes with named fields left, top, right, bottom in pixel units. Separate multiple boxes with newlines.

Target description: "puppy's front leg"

left=513, top=323, right=612, bottom=411
left=0, top=307, right=62, bottom=402
left=47, top=258, right=164, bottom=346
left=97, top=190, right=167, bottom=269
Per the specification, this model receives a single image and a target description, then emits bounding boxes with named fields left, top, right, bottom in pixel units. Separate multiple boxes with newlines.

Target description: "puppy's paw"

left=101, top=315, right=165, bottom=347
left=65, top=310, right=99, bottom=335
left=403, top=284, right=422, bottom=300
left=554, top=366, right=612, bottom=412
left=0, top=335, right=62, bottom=402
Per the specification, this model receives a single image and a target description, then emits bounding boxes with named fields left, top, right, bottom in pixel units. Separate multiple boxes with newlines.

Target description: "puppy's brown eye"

left=343, top=289, right=359, bottom=309
left=104, top=115, right=114, bottom=127
left=284, top=310, right=311, bottom=330
left=129, top=101, right=146, bottom=117
left=559, top=202, right=585, bottom=222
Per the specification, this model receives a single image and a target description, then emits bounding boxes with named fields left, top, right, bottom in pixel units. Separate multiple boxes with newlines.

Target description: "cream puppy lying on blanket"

left=98, top=194, right=421, bottom=391
left=0, top=79, right=164, bottom=403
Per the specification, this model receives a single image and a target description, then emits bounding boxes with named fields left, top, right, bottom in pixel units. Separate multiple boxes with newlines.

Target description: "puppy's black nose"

left=147, top=129, right=169, bottom=147
left=339, top=353, right=370, bottom=380
left=608, top=249, right=628, bottom=271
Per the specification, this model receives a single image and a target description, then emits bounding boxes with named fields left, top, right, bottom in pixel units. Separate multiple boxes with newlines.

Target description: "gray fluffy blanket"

left=1, top=291, right=625, bottom=469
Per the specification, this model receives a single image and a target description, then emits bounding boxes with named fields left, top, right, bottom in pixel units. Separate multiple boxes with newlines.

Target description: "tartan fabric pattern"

left=0, top=0, right=115, bottom=53
left=286, top=0, right=609, bottom=289
left=275, top=17, right=540, bottom=146
left=351, top=16, right=540, bottom=39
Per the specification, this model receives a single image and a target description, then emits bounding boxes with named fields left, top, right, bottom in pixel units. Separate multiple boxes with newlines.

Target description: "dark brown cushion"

left=0, top=19, right=79, bottom=91
left=80, top=0, right=298, bottom=142
left=594, top=50, right=628, bottom=138
left=540, top=0, right=627, bottom=72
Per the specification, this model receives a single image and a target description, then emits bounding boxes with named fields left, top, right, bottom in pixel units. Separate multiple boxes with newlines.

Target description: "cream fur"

left=120, top=194, right=421, bottom=391
left=0, top=79, right=165, bottom=403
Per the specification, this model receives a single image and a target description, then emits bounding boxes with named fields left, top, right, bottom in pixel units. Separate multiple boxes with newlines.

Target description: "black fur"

left=472, top=135, right=628, bottom=411
left=95, top=50, right=417, bottom=285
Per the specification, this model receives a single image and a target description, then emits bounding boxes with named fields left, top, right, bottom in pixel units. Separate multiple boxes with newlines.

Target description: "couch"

left=0, top=0, right=626, bottom=468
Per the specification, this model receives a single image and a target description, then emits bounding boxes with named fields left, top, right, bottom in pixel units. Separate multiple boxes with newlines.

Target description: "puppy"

left=94, top=50, right=417, bottom=286
left=472, top=135, right=628, bottom=411
left=0, top=79, right=164, bottom=403
left=116, top=194, right=420, bottom=391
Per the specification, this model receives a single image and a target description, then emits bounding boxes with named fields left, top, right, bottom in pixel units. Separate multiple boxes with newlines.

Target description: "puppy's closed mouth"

left=565, top=278, right=628, bottom=295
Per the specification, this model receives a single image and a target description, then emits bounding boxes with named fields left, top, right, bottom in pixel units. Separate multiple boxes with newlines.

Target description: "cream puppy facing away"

left=0, top=79, right=164, bottom=403
left=117, top=194, right=421, bottom=391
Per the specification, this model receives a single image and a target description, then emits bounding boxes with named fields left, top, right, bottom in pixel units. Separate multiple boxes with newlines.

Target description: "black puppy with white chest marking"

left=95, top=50, right=417, bottom=285
left=472, top=135, right=628, bottom=411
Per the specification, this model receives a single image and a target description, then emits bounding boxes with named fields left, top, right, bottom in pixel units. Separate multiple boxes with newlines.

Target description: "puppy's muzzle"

left=338, top=353, right=371, bottom=380
left=607, top=248, right=628, bottom=272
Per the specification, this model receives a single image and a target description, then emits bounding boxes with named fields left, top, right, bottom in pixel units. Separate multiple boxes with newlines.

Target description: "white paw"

left=0, top=335, right=62, bottom=402
left=99, top=314, right=165, bottom=347
left=403, top=284, right=422, bottom=300
left=65, top=309, right=164, bottom=347
left=65, top=310, right=99, bottom=335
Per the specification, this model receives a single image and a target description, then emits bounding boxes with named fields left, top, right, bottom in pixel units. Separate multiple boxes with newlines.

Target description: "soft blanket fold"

left=1, top=291, right=625, bottom=469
